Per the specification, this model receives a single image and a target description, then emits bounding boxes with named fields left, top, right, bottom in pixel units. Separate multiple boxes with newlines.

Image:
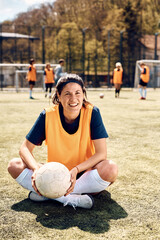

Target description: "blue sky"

left=0, top=0, right=55, bottom=23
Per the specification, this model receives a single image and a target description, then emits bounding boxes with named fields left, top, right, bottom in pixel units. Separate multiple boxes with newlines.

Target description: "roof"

left=140, top=34, right=160, bottom=50
left=0, top=32, right=39, bottom=40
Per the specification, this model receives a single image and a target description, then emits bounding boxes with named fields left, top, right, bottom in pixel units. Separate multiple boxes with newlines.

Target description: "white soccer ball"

left=99, top=93, right=104, bottom=98
left=35, top=162, right=71, bottom=199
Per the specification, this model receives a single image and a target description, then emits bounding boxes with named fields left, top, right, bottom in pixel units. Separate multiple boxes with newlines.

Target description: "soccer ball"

left=35, top=162, right=71, bottom=199
left=99, top=93, right=104, bottom=98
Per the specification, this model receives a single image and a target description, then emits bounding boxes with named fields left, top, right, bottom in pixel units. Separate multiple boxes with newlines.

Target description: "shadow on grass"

left=116, top=97, right=129, bottom=99
left=11, top=191, right=128, bottom=234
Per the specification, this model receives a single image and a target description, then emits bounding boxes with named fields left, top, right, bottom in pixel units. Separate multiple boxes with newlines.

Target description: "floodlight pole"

left=0, top=24, right=3, bottom=90
left=14, top=25, right=17, bottom=62
left=107, top=30, right=110, bottom=86
left=28, top=26, right=31, bottom=62
left=42, top=26, right=45, bottom=64
left=120, top=31, right=124, bottom=64
left=154, top=32, right=159, bottom=60
left=154, top=32, right=160, bottom=88
left=0, top=24, right=2, bottom=63
left=82, top=27, right=88, bottom=82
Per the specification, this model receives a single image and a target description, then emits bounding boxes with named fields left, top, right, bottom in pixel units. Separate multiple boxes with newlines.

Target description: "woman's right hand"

left=65, top=167, right=78, bottom=196
left=31, top=163, right=43, bottom=195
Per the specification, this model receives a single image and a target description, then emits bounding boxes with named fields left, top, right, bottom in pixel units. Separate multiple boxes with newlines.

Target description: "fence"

left=0, top=23, right=160, bottom=89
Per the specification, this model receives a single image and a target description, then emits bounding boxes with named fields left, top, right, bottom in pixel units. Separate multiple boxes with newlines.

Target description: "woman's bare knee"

left=95, top=160, right=118, bottom=183
left=8, top=158, right=26, bottom=179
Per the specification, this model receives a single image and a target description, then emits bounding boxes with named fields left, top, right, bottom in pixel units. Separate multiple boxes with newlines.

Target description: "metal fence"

left=0, top=23, right=159, bottom=88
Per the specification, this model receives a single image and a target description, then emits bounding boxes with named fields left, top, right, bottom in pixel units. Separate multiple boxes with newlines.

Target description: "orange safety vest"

left=45, top=104, right=95, bottom=170
left=140, top=66, right=150, bottom=83
left=45, top=68, right=55, bottom=84
left=113, top=68, right=123, bottom=84
left=27, top=64, right=36, bottom=81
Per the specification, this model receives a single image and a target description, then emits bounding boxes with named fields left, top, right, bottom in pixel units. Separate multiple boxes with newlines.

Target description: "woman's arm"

left=19, top=139, right=39, bottom=171
left=66, top=138, right=107, bottom=195
left=19, top=139, right=42, bottom=194
left=76, top=138, right=107, bottom=172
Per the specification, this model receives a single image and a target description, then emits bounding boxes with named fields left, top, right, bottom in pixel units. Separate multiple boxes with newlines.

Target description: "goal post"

left=0, top=63, right=58, bottom=92
left=15, top=69, right=44, bottom=92
left=134, top=60, right=160, bottom=88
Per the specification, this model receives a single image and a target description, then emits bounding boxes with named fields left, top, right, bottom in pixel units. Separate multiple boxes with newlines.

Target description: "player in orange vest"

left=138, top=62, right=150, bottom=100
left=8, top=74, right=118, bottom=209
left=44, top=63, right=55, bottom=98
left=27, top=58, right=36, bottom=99
left=112, top=62, right=123, bottom=98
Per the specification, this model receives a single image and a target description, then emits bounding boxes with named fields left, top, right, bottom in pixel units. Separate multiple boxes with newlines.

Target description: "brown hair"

left=52, top=74, right=89, bottom=106
left=30, top=58, right=35, bottom=65
left=59, top=59, right=65, bottom=64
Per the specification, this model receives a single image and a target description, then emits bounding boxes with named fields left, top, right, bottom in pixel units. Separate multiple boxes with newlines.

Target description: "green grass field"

left=0, top=89, right=160, bottom=240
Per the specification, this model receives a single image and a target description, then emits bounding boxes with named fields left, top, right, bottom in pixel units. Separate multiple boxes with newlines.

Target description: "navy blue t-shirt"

left=26, top=105, right=108, bottom=145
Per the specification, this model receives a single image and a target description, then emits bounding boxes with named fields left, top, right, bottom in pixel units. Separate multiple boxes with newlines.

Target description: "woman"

left=27, top=58, right=36, bottom=99
left=8, top=74, right=118, bottom=209
left=44, top=63, right=55, bottom=98
left=112, top=62, right=123, bottom=98
left=138, top=61, right=150, bottom=100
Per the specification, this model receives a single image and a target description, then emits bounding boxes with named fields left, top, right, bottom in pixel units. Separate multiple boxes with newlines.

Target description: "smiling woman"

left=7, top=73, right=118, bottom=209
left=53, top=74, right=86, bottom=123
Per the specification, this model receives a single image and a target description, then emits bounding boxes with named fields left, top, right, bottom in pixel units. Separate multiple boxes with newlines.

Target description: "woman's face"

left=58, top=82, right=84, bottom=122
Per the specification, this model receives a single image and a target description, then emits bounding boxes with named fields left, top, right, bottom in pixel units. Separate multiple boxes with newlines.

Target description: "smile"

left=69, top=103, right=78, bottom=107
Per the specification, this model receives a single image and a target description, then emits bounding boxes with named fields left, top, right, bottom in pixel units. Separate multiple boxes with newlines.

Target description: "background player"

left=27, top=58, right=36, bottom=99
left=112, top=62, right=123, bottom=98
left=44, top=63, right=55, bottom=98
left=138, top=62, right=150, bottom=100
left=54, top=59, right=66, bottom=84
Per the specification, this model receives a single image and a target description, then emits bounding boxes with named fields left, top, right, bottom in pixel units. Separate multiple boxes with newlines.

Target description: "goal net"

left=134, top=60, right=160, bottom=88
left=0, top=63, right=58, bottom=92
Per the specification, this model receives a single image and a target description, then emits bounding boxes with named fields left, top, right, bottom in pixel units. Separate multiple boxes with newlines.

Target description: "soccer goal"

left=134, top=60, right=160, bottom=88
left=0, top=63, right=58, bottom=92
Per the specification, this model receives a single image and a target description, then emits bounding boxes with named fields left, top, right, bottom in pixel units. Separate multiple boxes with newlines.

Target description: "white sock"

left=73, top=169, right=110, bottom=194
left=144, top=89, right=147, bottom=98
left=29, top=90, right=32, bottom=97
left=16, top=168, right=88, bottom=206
left=139, top=88, right=143, bottom=97
left=16, top=168, right=110, bottom=205
left=16, top=168, right=35, bottom=192
left=55, top=169, right=111, bottom=205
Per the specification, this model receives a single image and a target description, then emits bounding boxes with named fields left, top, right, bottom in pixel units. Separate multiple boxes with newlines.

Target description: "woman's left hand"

left=65, top=167, right=78, bottom=196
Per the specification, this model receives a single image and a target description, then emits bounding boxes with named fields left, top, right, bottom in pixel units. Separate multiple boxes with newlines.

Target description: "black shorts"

left=139, top=79, right=147, bottom=87
left=45, top=83, right=53, bottom=88
left=29, top=81, right=35, bottom=86
left=77, top=171, right=85, bottom=179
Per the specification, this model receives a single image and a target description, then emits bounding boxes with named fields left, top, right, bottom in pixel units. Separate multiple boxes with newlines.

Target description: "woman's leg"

left=8, top=158, right=94, bottom=209
left=8, top=158, right=35, bottom=192
left=73, top=160, right=118, bottom=194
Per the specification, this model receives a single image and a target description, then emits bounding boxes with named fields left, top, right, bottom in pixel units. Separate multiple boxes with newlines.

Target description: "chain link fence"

left=0, top=24, right=159, bottom=89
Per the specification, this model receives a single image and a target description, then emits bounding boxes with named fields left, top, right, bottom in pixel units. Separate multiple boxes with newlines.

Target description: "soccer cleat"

left=63, top=194, right=94, bottom=209
left=30, top=96, right=34, bottom=99
left=28, top=191, right=49, bottom=202
left=28, top=191, right=94, bottom=209
left=139, top=97, right=146, bottom=100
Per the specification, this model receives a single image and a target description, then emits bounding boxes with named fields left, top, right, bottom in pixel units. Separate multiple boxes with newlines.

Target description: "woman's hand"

left=65, top=167, right=78, bottom=196
left=31, top=163, right=43, bottom=195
